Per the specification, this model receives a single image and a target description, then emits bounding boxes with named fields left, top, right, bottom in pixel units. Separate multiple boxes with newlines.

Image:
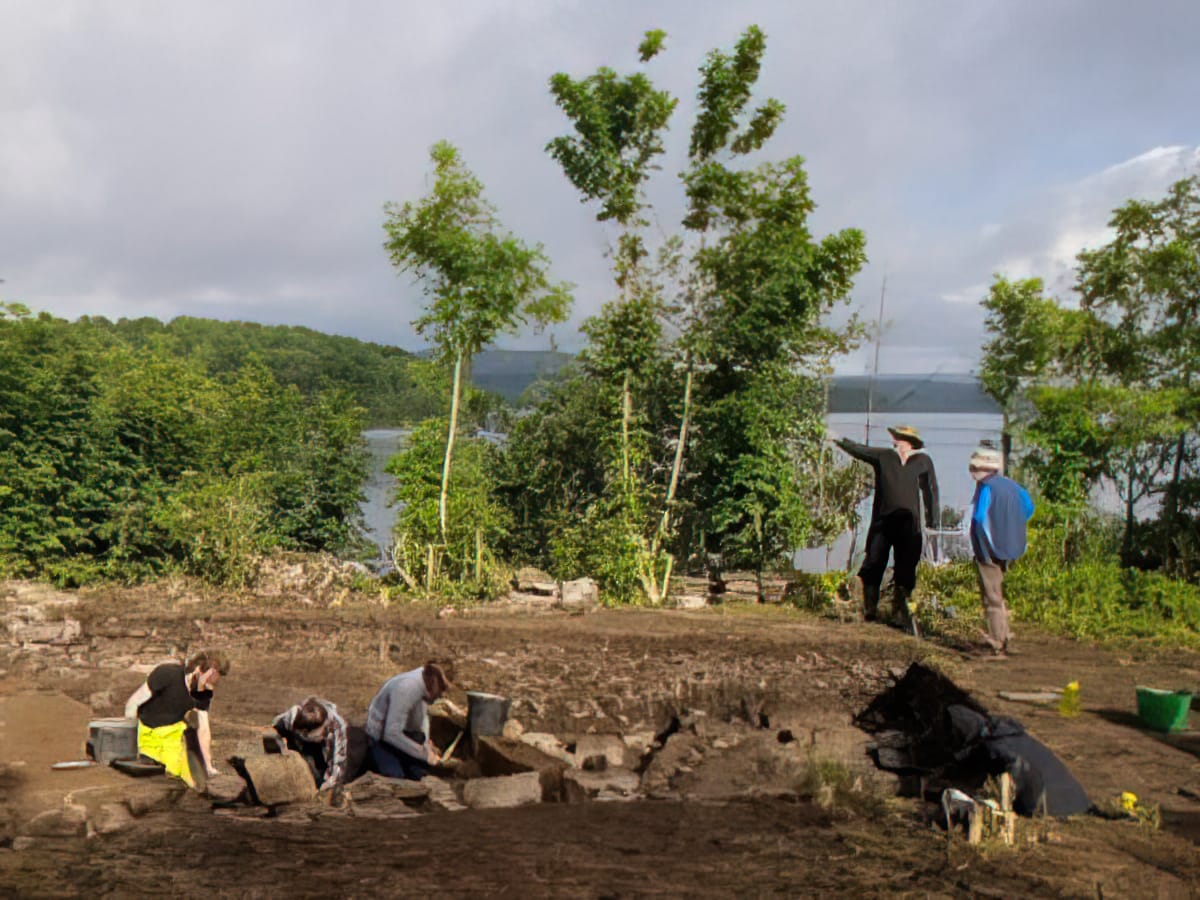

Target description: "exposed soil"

left=3, top=579, right=1200, bottom=898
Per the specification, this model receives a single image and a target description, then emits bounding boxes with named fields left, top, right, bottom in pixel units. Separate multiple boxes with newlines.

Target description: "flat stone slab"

left=559, top=578, right=598, bottom=610
left=998, top=691, right=1063, bottom=705
left=343, top=772, right=431, bottom=804
left=205, top=773, right=249, bottom=803
left=462, top=772, right=542, bottom=809
left=519, top=732, right=575, bottom=766
left=91, top=801, right=137, bottom=835
left=9, top=619, right=83, bottom=645
left=20, top=803, right=88, bottom=838
left=563, top=767, right=641, bottom=802
left=424, top=775, right=466, bottom=812
left=575, top=734, right=626, bottom=769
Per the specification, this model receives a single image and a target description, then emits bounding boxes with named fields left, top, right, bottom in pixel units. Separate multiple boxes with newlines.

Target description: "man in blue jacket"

left=969, top=446, right=1034, bottom=659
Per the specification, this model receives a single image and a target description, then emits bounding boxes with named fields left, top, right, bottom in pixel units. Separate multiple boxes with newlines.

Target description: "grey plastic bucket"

left=86, top=717, right=138, bottom=764
left=467, top=691, right=510, bottom=738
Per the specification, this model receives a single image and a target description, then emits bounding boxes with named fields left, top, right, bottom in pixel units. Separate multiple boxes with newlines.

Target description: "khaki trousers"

left=975, top=558, right=1010, bottom=649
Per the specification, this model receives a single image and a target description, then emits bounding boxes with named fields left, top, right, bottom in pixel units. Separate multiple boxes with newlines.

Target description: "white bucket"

left=86, top=717, right=138, bottom=764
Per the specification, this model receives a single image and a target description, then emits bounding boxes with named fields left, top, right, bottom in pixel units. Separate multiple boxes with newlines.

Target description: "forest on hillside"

left=81, top=314, right=443, bottom=427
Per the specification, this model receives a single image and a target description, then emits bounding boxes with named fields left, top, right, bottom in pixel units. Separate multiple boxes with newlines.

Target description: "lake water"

left=360, top=428, right=410, bottom=562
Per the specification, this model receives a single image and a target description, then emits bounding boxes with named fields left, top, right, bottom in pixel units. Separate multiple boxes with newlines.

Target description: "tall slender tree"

left=384, top=142, right=571, bottom=547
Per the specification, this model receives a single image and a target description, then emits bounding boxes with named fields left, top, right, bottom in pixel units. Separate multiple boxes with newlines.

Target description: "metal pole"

left=865, top=272, right=887, bottom=443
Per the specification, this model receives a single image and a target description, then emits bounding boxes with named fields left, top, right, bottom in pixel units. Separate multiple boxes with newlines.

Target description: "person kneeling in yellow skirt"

left=125, top=650, right=230, bottom=787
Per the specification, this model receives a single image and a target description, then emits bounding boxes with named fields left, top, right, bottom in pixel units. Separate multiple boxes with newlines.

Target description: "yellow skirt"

left=137, top=720, right=194, bottom=787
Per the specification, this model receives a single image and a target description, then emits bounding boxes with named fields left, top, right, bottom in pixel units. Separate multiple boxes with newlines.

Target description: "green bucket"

left=1135, top=686, right=1193, bottom=733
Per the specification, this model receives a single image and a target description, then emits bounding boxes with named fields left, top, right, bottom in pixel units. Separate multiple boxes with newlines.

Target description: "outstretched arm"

left=833, top=437, right=885, bottom=464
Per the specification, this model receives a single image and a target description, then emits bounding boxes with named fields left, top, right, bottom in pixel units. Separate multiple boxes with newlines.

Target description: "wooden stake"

left=968, top=806, right=983, bottom=845
left=999, top=773, right=1016, bottom=845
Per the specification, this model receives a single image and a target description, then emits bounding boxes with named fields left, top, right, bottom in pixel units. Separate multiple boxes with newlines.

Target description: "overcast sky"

left=3, top=0, right=1197, bottom=374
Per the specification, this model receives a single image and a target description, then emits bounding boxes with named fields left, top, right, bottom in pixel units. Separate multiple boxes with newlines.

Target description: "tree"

left=547, top=35, right=683, bottom=601
left=1076, top=176, right=1200, bottom=575
left=0, top=305, right=370, bottom=584
left=383, top=141, right=571, bottom=553
left=679, top=30, right=866, bottom=596
left=524, top=27, right=866, bottom=602
left=980, top=178, right=1200, bottom=577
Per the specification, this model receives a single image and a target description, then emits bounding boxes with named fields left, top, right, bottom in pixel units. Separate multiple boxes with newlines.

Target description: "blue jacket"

left=970, top=474, right=1034, bottom=564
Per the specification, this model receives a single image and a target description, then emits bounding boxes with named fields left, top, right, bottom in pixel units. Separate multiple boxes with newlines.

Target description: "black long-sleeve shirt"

left=835, top=438, right=939, bottom=528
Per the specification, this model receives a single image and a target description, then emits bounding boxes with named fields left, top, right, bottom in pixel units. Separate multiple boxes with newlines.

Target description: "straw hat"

left=887, top=425, right=924, bottom=449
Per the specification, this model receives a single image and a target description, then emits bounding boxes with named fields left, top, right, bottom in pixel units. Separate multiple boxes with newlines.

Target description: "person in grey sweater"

left=364, top=662, right=449, bottom=780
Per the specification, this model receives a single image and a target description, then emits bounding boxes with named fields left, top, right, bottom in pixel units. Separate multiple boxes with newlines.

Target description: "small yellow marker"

left=1059, top=680, right=1081, bottom=718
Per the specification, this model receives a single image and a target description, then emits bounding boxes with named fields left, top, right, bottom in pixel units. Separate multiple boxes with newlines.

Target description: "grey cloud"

left=2, top=1, right=1198, bottom=367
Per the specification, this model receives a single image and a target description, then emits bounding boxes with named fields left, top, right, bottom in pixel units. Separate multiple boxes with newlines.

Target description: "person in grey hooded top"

left=364, top=662, right=449, bottom=780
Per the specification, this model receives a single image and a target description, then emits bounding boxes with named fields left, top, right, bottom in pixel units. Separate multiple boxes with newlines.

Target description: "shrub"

left=386, top=419, right=511, bottom=594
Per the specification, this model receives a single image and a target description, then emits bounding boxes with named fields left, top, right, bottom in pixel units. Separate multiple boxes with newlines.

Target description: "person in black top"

left=834, top=425, right=939, bottom=626
left=124, top=649, right=230, bottom=787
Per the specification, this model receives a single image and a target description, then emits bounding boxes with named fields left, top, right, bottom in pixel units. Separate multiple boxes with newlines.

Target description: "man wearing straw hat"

left=834, top=425, right=939, bottom=627
left=968, top=445, right=1034, bottom=659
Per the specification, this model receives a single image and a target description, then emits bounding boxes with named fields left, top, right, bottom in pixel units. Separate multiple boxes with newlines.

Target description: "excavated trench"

left=855, top=663, right=1091, bottom=818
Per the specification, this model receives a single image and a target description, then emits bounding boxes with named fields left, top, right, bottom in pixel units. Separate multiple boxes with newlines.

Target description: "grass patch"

left=916, top=558, right=1200, bottom=651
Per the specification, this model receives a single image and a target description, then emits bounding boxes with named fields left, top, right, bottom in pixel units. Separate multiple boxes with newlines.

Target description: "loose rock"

left=91, top=802, right=136, bottom=835
left=21, top=803, right=88, bottom=838
left=559, top=578, right=599, bottom=610
left=240, top=753, right=317, bottom=806
left=563, top=767, right=641, bottom=802
left=575, top=734, right=626, bottom=769
left=462, top=772, right=542, bottom=809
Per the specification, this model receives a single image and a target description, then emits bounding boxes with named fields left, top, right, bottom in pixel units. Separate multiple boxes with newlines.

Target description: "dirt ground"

left=2, top=578, right=1200, bottom=899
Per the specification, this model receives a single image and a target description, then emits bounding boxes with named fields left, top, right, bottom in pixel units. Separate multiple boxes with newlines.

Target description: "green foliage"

left=920, top=504, right=1200, bottom=649
left=786, top=570, right=847, bottom=613
left=82, top=314, right=440, bottom=427
left=0, top=308, right=369, bottom=585
left=638, top=30, right=667, bottom=62
left=527, top=27, right=866, bottom=603
left=497, top=369, right=614, bottom=565
left=151, top=472, right=278, bottom=587
left=981, top=178, right=1200, bottom=579
left=979, top=276, right=1087, bottom=411
left=687, top=25, right=780, bottom=163
left=385, top=142, right=572, bottom=364
left=547, top=52, right=677, bottom=230
left=1008, top=560, right=1200, bottom=648
left=549, top=485, right=656, bottom=605
left=386, top=419, right=511, bottom=596
left=384, top=141, right=571, bottom=554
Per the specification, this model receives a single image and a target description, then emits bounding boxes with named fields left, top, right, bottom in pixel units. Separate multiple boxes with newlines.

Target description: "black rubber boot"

left=893, top=586, right=913, bottom=631
left=862, top=583, right=880, bottom=622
